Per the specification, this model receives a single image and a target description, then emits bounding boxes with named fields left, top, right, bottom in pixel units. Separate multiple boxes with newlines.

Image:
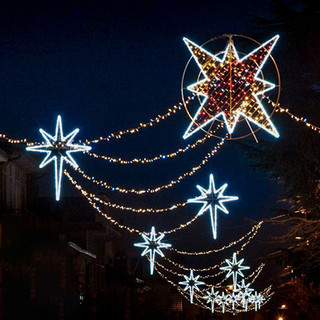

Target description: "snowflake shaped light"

left=235, top=279, right=254, bottom=311
left=216, top=291, right=229, bottom=313
left=220, top=253, right=250, bottom=288
left=134, top=226, right=171, bottom=275
left=250, top=291, right=265, bottom=311
left=204, top=287, right=220, bottom=313
left=188, top=174, right=238, bottom=239
left=179, top=270, right=205, bottom=304
left=26, top=115, right=91, bottom=201
left=183, top=35, right=280, bottom=139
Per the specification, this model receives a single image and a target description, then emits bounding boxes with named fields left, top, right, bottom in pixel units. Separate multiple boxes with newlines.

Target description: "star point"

left=26, top=115, right=91, bottom=201
left=183, top=35, right=280, bottom=139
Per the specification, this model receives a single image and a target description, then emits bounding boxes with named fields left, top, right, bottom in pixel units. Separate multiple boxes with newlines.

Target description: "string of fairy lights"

left=2, top=33, right=320, bottom=314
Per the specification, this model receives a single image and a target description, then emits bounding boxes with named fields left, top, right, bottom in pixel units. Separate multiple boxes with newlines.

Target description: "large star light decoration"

left=220, top=253, right=250, bottom=288
left=26, top=115, right=91, bottom=201
left=134, top=226, right=171, bottom=275
left=188, top=174, right=238, bottom=239
left=179, top=270, right=205, bottom=304
left=183, top=35, right=280, bottom=139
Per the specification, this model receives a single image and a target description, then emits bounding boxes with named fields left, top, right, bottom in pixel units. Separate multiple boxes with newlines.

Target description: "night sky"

left=0, top=0, right=284, bottom=257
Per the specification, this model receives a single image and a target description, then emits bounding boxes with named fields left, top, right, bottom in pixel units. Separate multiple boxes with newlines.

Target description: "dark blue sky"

left=0, top=0, right=283, bottom=240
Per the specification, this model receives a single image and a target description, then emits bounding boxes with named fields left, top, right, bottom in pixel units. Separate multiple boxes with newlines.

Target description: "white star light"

left=220, top=253, right=250, bottom=288
left=204, top=287, right=220, bottom=313
left=235, top=279, right=254, bottom=311
left=134, top=226, right=171, bottom=275
left=227, top=291, right=241, bottom=310
left=26, top=115, right=91, bottom=201
left=188, top=174, right=238, bottom=239
left=216, top=292, right=229, bottom=313
left=250, top=291, right=265, bottom=311
left=179, top=270, right=205, bottom=304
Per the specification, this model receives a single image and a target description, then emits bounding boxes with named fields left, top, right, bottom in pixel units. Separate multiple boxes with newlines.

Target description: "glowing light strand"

left=82, top=95, right=194, bottom=145
left=168, top=221, right=263, bottom=255
left=64, top=173, right=188, bottom=213
left=69, top=139, right=225, bottom=195
left=66, top=176, right=203, bottom=235
left=162, top=227, right=261, bottom=272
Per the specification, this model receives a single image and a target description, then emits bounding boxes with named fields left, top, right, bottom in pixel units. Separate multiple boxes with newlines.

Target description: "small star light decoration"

left=183, top=35, right=280, bottom=139
left=26, top=115, right=91, bottom=201
left=134, top=226, right=171, bottom=275
left=201, top=254, right=266, bottom=313
left=188, top=173, right=238, bottom=239
left=179, top=270, right=205, bottom=304
left=220, top=252, right=250, bottom=288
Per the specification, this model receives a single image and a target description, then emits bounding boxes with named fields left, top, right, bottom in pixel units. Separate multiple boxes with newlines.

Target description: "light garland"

left=69, top=139, right=226, bottom=195
left=81, top=95, right=194, bottom=145
left=67, top=178, right=204, bottom=235
left=161, top=227, right=261, bottom=273
left=83, top=122, right=224, bottom=165
left=263, top=96, right=320, bottom=134
left=168, top=221, right=263, bottom=255
left=64, top=172, right=188, bottom=213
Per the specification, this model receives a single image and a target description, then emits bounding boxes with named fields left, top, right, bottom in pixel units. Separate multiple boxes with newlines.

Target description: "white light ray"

left=26, top=115, right=91, bottom=201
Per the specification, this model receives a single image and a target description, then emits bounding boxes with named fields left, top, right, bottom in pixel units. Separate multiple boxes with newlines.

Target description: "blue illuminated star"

left=134, top=226, right=171, bottom=275
left=188, top=174, right=238, bottom=239
left=26, top=115, right=91, bottom=201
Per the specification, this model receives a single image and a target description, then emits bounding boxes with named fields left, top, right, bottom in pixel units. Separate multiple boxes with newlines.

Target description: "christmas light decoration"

left=227, top=291, right=241, bottom=310
left=85, top=123, right=224, bottom=164
left=66, top=171, right=205, bottom=235
left=235, top=279, right=254, bottom=311
left=204, top=287, right=220, bottom=312
left=183, top=35, right=280, bottom=139
left=134, top=226, right=171, bottom=275
left=220, top=253, right=250, bottom=287
left=69, top=139, right=225, bottom=195
left=168, top=221, right=263, bottom=255
left=82, top=96, right=194, bottom=145
left=179, top=270, right=205, bottom=303
left=26, top=116, right=91, bottom=201
left=188, top=173, right=238, bottom=239
left=250, top=291, right=265, bottom=311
